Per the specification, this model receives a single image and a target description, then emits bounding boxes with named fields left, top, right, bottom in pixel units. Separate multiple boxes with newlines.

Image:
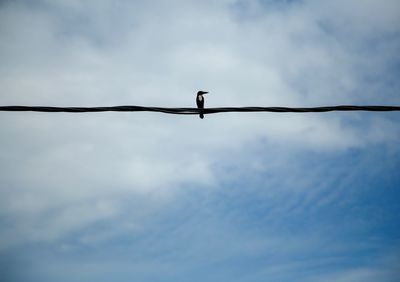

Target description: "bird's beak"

left=204, top=92, right=209, bottom=94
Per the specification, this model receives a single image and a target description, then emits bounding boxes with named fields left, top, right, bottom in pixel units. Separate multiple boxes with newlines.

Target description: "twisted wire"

left=0, top=105, right=399, bottom=114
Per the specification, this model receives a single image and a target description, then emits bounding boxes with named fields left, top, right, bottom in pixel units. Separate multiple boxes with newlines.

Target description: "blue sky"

left=0, top=1, right=400, bottom=281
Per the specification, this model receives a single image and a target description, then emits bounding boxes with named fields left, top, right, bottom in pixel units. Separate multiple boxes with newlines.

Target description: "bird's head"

left=197, top=91, right=209, bottom=96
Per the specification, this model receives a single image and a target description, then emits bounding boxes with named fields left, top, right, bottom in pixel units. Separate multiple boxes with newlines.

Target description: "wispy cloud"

left=0, top=0, right=399, bottom=281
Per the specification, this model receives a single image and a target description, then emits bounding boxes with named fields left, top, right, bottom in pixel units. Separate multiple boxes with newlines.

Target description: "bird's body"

left=196, top=91, right=208, bottom=119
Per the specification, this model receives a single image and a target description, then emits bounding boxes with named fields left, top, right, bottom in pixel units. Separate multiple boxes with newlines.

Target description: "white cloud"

left=0, top=3, right=399, bottom=275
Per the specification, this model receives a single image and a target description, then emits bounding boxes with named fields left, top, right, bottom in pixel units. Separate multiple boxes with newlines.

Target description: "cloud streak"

left=0, top=0, right=399, bottom=281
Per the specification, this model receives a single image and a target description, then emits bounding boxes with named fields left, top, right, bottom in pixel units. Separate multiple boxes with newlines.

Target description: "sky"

left=0, top=0, right=400, bottom=281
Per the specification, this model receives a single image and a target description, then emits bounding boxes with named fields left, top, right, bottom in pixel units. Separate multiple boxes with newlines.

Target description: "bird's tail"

left=199, top=113, right=204, bottom=119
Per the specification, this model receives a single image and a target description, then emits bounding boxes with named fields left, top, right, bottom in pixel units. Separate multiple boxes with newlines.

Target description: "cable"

left=0, top=105, right=400, bottom=115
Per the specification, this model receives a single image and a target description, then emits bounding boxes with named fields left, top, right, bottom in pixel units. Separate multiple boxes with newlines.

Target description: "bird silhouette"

left=196, top=91, right=209, bottom=119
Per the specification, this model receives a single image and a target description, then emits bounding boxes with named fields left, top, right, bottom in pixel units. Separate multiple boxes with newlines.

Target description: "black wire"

left=0, top=105, right=400, bottom=115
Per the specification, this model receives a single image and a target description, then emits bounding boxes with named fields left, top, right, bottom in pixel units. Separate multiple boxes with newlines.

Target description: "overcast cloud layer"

left=1, top=1, right=400, bottom=281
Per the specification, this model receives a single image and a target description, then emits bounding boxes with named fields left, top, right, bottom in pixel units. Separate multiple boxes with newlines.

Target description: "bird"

left=196, top=91, right=209, bottom=119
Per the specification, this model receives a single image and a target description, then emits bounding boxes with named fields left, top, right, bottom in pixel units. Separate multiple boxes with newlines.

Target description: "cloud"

left=0, top=0, right=399, bottom=281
